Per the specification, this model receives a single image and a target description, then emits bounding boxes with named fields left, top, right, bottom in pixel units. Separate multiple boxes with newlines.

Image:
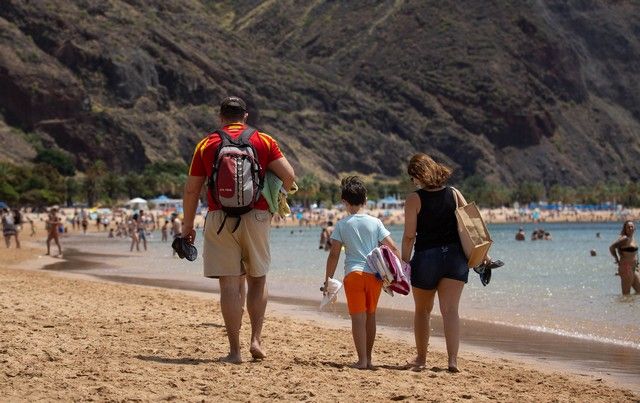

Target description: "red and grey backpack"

left=208, top=126, right=264, bottom=234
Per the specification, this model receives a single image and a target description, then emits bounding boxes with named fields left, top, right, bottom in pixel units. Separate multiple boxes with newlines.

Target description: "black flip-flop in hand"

left=473, top=260, right=504, bottom=286
left=172, top=237, right=198, bottom=262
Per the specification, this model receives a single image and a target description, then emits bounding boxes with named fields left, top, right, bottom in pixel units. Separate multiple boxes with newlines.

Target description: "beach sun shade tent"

left=0, top=201, right=8, bottom=209
left=127, top=197, right=148, bottom=210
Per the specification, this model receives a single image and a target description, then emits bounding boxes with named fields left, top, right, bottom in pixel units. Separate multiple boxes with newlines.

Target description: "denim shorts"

left=410, top=243, right=468, bottom=290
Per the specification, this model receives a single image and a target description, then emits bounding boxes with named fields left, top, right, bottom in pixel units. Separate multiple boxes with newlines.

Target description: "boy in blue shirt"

left=324, top=176, right=400, bottom=369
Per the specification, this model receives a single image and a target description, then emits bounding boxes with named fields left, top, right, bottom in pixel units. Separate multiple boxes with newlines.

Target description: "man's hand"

left=182, top=226, right=196, bottom=244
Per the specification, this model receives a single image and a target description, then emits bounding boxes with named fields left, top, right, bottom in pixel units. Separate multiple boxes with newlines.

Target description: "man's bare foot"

left=219, top=353, right=242, bottom=364
left=249, top=341, right=266, bottom=360
left=350, top=361, right=368, bottom=370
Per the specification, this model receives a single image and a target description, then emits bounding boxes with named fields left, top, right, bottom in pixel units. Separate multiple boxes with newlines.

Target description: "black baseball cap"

left=220, top=96, right=247, bottom=116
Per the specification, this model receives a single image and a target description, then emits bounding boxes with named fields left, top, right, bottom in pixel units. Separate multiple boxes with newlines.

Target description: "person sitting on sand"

left=45, top=208, right=62, bottom=257
left=324, top=176, right=400, bottom=369
left=609, top=220, right=640, bottom=295
left=515, top=227, right=525, bottom=241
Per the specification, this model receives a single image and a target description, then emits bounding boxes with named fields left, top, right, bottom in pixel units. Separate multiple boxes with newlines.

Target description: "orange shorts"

left=343, top=271, right=382, bottom=314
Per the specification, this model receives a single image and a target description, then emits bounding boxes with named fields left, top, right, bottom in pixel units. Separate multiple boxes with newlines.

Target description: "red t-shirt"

left=189, top=123, right=284, bottom=211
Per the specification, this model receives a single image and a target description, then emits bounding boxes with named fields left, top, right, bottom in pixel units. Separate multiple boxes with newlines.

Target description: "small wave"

left=487, top=320, right=640, bottom=350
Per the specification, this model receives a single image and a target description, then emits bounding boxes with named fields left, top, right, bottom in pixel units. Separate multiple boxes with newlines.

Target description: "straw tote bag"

left=450, top=187, right=492, bottom=268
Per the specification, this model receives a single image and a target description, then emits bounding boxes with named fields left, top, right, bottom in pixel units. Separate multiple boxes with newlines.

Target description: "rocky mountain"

left=1, top=0, right=639, bottom=186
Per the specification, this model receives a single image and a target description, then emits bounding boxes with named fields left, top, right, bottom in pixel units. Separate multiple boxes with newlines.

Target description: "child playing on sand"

left=323, top=176, right=401, bottom=369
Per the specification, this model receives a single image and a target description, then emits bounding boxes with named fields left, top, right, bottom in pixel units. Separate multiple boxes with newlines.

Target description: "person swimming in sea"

left=609, top=220, right=640, bottom=295
left=515, top=227, right=525, bottom=241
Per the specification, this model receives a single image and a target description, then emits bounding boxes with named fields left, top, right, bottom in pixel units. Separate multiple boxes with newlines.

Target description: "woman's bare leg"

left=411, top=287, right=436, bottom=366
left=437, top=278, right=465, bottom=371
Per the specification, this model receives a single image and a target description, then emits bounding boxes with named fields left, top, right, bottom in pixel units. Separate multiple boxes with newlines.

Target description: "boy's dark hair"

left=341, top=176, right=367, bottom=206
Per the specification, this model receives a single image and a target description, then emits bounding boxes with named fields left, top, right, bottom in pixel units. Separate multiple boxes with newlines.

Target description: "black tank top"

left=414, top=187, right=460, bottom=251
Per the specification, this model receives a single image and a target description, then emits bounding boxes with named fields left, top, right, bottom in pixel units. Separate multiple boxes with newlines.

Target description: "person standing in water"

left=609, top=220, right=640, bottom=295
left=45, top=208, right=62, bottom=257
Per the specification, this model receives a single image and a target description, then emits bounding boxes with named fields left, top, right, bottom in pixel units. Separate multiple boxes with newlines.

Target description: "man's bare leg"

left=246, top=275, right=267, bottom=359
left=219, top=275, right=245, bottom=363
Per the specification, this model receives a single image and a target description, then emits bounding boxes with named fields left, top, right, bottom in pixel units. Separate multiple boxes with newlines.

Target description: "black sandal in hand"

left=473, top=260, right=504, bottom=286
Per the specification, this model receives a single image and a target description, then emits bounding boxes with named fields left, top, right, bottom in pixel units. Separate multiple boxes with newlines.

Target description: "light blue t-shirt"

left=330, top=214, right=391, bottom=276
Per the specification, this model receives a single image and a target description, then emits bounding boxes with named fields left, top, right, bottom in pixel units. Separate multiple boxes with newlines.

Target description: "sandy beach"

left=1, top=234, right=639, bottom=402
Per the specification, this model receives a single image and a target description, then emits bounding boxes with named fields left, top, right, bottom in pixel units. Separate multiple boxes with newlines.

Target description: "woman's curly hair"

left=407, top=153, right=452, bottom=189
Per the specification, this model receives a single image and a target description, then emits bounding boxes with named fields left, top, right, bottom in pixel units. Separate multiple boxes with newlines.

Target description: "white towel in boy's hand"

left=319, top=278, right=343, bottom=309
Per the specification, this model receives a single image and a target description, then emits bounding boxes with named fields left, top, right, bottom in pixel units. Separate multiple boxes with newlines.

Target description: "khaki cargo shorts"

left=202, top=210, right=272, bottom=278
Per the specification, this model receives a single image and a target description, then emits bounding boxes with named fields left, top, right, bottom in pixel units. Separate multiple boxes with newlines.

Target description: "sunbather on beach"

left=324, top=176, right=400, bottom=369
left=609, top=220, right=640, bottom=295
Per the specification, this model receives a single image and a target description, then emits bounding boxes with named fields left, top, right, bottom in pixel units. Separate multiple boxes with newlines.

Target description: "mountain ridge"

left=1, top=0, right=639, bottom=187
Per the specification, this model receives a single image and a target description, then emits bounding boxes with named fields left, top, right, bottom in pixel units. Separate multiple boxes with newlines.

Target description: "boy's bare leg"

left=366, top=312, right=376, bottom=368
left=350, top=313, right=367, bottom=369
left=246, top=275, right=267, bottom=359
left=46, top=236, right=51, bottom=255
left=219, top=275, right=245, bottom=363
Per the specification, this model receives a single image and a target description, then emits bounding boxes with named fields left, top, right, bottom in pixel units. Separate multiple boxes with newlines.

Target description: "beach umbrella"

left=0, top=201, right=8, bottom=209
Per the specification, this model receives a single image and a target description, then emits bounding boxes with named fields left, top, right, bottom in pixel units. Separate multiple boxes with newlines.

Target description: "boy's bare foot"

left=219, top=353, right=242, bottom=364
left=367, top=363, right=378, bottom=371
left=350, top=361, right=368, bottom=370
left=448, top=366, right=460, bottom=373
left=249, top=341, right=266, bottom=360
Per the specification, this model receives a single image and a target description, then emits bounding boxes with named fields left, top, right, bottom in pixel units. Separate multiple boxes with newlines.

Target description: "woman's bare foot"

left=249, top=341, right=266, bottom=360
left=405, top=356, right=426, bottom=369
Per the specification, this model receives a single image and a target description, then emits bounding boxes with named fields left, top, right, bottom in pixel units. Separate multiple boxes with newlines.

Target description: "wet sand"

left=1, top=238, right=639, bottom=401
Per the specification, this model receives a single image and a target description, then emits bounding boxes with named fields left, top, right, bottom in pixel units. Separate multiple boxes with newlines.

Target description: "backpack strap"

left=216, top=214, right=242, bottom=235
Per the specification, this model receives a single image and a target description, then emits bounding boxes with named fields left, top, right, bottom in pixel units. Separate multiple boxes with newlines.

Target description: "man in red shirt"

left=182, top=96, right=295, bottom=363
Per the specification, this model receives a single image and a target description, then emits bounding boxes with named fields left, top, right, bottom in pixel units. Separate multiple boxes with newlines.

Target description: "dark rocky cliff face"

left=0, top=0, right=639, bottom=186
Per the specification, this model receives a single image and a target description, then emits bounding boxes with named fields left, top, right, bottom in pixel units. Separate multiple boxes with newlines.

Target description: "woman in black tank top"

left=402, top=153, right=468, bottom=372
